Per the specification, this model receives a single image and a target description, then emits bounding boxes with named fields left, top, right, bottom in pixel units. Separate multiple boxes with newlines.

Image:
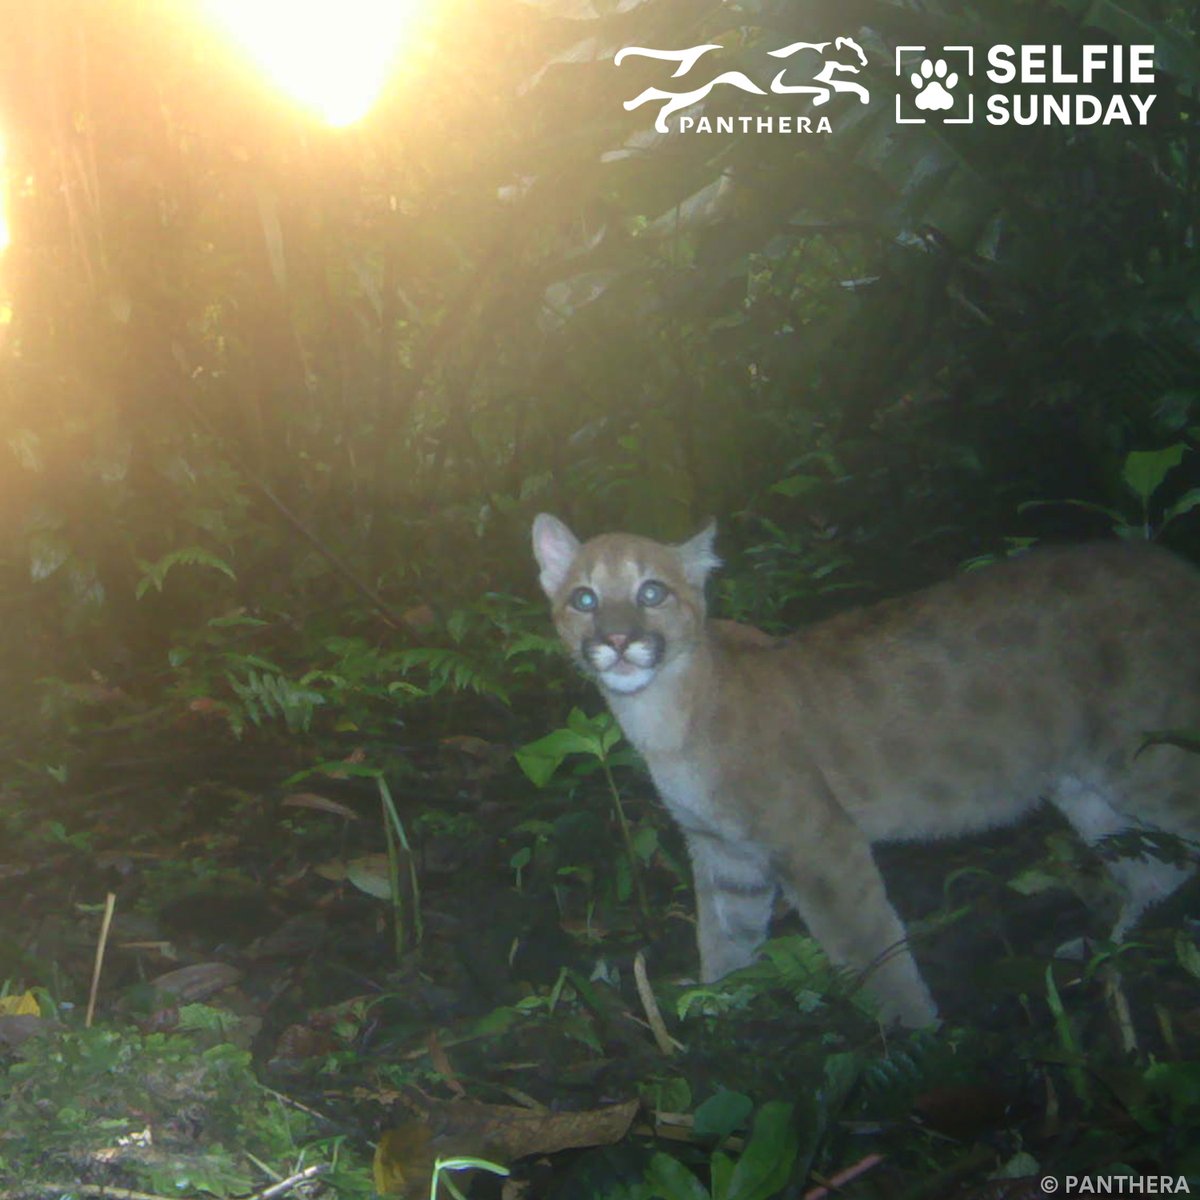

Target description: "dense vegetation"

left=0, top=0, right=1197, bottom=1196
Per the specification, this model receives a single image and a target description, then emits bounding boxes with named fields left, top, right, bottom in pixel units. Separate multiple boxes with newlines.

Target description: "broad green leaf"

left=1175, top=933, right=1200, bottom=982
left=1163, top=488, right=1200, bottom=524
left=614, top=852, right=631, bottom=902
left=632, top=825, right=658, bottom=864
left=644, top=1152, right=708, bottom=1200
left=515, top=724, right=600, bottom=786
left=770, top=474, right=821, bottom=499
left=1007, top=867, right=1065, bottom=897
left=693, top=1090, right=753, bottom=1140
left=564, top=707, right=621, bottom=756
left=207, top=613, right=268, bottom=629
left=725, top=1102, right=797, bottom=1200
left=1018, top=498, right=1126, bottom=523
left=820, top=1053, right=861, bottom=1109
left=1122, top=446, right=1185, bottom=504
left=709, top=1150, right=735, bottom=1200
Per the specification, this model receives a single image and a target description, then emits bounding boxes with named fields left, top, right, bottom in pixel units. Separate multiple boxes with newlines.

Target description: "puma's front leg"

left=779, top=835, right=937, bottom=1028
left=684, top=831, right=777, bottom=982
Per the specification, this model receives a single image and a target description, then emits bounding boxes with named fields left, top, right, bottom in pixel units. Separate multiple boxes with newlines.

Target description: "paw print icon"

left=912, top=58, right=957, bottom=110
left=895, top=46, right=974, bottom=124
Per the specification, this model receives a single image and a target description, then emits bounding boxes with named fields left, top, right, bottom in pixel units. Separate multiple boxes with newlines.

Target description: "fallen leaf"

left=373, top=1100, right=637, bottom=1197
left=270, top=1023, right=340, bottom=1066
left=427, top=1030, right=466, bottom=1098
left=320, top=747, right=366, bottom=779
left=246, top=913, right=328, bottom=958
left=374, top=1122, right=436, bottom=1197
left=0, top=991, right=41, bottom=1017
left=314, top=853, right=404, bottom=896
left=427, top=1097, right=638, bottom=1163
left=282, top=792, right=360, bottom=820
left=401, top=604, right=437, bottom=631
left=147, top=962, right=242, bottom=1002
left=441, top=735, right=495, bottom=758
left=346, top=853, right=396, bottom=901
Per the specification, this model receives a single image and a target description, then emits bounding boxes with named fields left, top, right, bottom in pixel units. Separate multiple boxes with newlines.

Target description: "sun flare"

left=0, top=131, right=10, bottom=255
left=201, top=0, right=421, bottom=126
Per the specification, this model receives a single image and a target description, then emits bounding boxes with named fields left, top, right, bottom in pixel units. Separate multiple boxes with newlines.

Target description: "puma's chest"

left=645, top=757, right=722, bottom=830
left=607, top=689, right=734, bottom=837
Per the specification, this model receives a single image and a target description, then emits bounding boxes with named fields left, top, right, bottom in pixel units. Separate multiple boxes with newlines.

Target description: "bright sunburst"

left=0, top=131, right=10, bottom=254
left=201, top=0, right=421, bottom=126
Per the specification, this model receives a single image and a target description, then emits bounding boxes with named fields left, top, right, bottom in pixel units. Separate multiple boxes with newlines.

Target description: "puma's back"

left=732, top=541, right=1200, bottom=843
left=532, top=514, right=1200, bottom=1025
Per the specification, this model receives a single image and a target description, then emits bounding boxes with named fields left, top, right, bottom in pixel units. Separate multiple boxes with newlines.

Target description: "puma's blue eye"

left=637, top=580, right=669, bottom=607
left=569, top=587, right=598, bottom=612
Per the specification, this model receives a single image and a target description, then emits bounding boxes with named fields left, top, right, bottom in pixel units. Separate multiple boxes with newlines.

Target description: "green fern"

left=391, top=647, right=510, bottom=703
left=857, top=1027, right=954, bottom=1107
left=225, top=669, right=324, bottom=735
left=136, top=546, right=236, bottom=599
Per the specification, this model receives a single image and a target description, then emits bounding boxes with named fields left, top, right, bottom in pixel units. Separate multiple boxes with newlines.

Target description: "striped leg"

left=685, top=831, right=777, bottom=982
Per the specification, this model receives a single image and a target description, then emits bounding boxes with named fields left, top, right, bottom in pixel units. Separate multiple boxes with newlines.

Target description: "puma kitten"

left=532, top=514, right=1200, bottom=1026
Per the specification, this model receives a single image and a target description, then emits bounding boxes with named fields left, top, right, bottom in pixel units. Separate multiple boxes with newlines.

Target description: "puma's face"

left=532, top=514, right=719, bottom=696
left=566, top=561, right=672, bottom=695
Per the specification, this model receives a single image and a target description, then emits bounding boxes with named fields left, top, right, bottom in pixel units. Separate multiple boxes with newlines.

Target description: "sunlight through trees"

left=200, top=0, right=422, bottom=125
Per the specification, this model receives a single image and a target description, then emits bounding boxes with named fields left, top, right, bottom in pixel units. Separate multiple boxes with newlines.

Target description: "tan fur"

left=532, top=514, right=1200, bottom=1026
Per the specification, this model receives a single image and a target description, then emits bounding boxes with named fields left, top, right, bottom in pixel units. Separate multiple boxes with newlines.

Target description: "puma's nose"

left=606, top=633, right=629, bottom=652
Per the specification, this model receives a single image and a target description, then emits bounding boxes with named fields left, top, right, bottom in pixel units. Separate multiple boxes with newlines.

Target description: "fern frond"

left=392, top=647, right=510, bottom=703
left=225, top=669, right=324, bottom=734
left=136, top=546, right=236, bottom=599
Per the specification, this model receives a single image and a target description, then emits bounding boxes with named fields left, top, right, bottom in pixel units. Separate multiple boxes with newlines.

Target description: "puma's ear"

left=678, top=519, right=721, bottom=588
left=532, top=513, right=581, bottom=598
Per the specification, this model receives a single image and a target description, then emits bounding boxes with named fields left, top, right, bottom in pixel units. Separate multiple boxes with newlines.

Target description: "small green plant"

left=719, top=512, right=856, bottom=629
left=1022, top=445, right=1199, bottom=539
left=226, top=663, right=326, bottom=734
left=135, top=545, right=236, bottom=598
left=674, top=935, right=846, bottom=1021
left=641, top=1100, right=799, bottom=1200
left=430, top=1154, right=511, bottom=1199
left=390, top=646, right=511, bottom=703
left=40, top=819, right=94, bottom=853
left=1044, top=964, right=1091, bottom=1104
left=517, top=708, right=650, bottom=922
left=0, top=1025, right=327, bottom=1193
left=378, top=773, right=423, bottom=962
left=163, top=596, right=520, bottom=740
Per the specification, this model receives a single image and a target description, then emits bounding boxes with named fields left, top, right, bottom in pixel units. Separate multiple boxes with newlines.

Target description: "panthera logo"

left=615, top=38, right=870, bottom=135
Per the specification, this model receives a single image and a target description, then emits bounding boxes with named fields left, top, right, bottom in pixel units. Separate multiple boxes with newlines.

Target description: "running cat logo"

left=896, top=46, right=974, bottom=124
left=616, top=38, right=870, bottom=134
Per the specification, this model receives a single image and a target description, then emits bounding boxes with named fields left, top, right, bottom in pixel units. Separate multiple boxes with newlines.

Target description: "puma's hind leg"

left=1053, top=758, right=1200, bottom=940
left=779, top=836, right=938, bottom=1028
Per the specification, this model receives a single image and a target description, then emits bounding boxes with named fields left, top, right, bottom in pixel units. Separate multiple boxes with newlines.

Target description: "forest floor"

left=0, top=694, right=1198, bottom=1199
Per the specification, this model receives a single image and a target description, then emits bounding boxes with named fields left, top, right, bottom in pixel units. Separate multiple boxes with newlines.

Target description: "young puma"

left=532, top=514, right=1200, bottom=1026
